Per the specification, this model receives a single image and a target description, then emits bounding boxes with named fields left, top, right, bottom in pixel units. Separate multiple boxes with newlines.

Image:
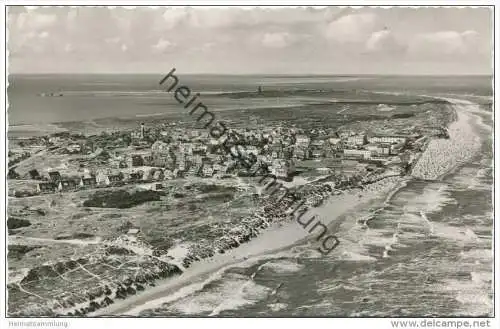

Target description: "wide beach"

left=93, top=174, right=403, bottom=316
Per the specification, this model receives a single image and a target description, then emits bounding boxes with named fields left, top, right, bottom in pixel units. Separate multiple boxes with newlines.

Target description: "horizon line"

left=7, top=72, right=494, bottom=77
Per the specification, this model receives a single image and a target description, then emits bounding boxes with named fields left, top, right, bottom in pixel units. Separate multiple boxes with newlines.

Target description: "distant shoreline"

left=8, top=73, right=494, bottom=77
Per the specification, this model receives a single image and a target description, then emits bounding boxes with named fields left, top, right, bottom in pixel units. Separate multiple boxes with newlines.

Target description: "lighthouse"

left=140, top=122, right=145, bottom=139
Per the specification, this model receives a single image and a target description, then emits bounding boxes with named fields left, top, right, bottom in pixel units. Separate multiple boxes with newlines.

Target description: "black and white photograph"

left=1, top=2, right=497, bottom=327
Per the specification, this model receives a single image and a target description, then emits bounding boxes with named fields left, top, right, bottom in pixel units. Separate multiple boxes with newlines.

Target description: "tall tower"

left=140, top=123, right=145, bottom=139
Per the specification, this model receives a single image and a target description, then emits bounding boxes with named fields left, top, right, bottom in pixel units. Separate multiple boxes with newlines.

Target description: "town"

left=8, top=119, right=449, bottom=197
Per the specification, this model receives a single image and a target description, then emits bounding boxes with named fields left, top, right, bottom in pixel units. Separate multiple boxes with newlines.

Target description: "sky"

left=7, top=6, right=493, bottom=75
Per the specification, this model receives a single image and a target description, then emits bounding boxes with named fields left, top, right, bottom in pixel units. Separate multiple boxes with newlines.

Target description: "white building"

left=179, top=143, right=193, bottom=155
left=368, top=135, right=407, bottom=144
left=366, top=144, right=390, bottom=156
left=346, top=135, right=367, bottom=146
left=151, top=141, right=169, bottom=153
left=343, top=149, right=371, bottom=160
left=202, top=164, right=214, bottom=177
left=295, top=135, right=310, bottom=147
left=96, top=171, right=110, bottom=186
left=311, top=140, right=325, bottom=147
left=246, top=146, right=260, bottom=156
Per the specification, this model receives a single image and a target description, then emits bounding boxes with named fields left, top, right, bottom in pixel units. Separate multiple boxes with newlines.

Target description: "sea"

left=7, top=74, right=494, bottom=316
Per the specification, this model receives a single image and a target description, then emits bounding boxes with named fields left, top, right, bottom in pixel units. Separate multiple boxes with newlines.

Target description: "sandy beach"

left=93, top=174, right=402, bottom=316
left=411, top=98, right=482, bottom=180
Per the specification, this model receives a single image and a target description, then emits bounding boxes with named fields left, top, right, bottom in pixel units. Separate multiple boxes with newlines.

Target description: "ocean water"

left=7, top=74, right=491, bottom=127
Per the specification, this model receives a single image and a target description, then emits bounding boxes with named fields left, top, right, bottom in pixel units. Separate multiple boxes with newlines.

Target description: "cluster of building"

left=21, top=121, right=425, bottom=196
left=121, top=124, right=417, bottom=179
left=338, top=132, right=413, bottom=161
left=35, top=168, right=165, bottom=194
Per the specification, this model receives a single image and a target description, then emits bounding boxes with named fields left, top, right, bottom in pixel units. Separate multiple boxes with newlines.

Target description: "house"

left=246, top=146, right=259, bottom=156
left=310, top=140, right=325, bottom=147
left=343, top=149, right=371, bottom=160
left=328, top=137, right=343, bottom=150
left=29, top=169, right=42, bottom=180
left=346, top=134, right=367, bottom=146
left=293, top=147, right=310, bottom=160
left=283, top=148, right=293, bottom=159
left=48, top=171, right=62, bottom=182
left=163, top=169, right=174, bottom=180
left=151, top=152, right=171, bottom=167
left=179, top=143, right=193, bottom=155
left=191, top=155, right=203, bottom=166
left=151, top=140, right=169, bottom=153
left=142, top=169, right=153, bottom=181
left=152, top=170, right=164, bottom=181
left=201, top=164, right=214, bottom=177
left=213, top=163, right=224, bottom=173
left=130, top=155, right=145, bottom=167
left=131, top=131, right=142, bottom=140
left=96, top=172, right=110, bottom=186
left=143, top=155, right=153, bottom=166
left=295, top=135, right=310, bottom=147
left=177, top=156, right=187, bottom=171
left=311, top=148, right=325, bottom=159
left=79, top=176, right=97, bottom=188
left=186, top=163, right=202, bottom=176
left=127, top=228, right=140, bottom=236
left=390, top=144, right=404, bottom=155
left=37, top=182, right=57, bottom=194
left=108, top=173, right=124, bottom=185
left=368, top=135, right=407, bottom=145
left=129, top=172, right=142, bottom=182
left=366, top=144, right=391, bottom=156
left=58, top=180, right=78, bottom=192
left=193, top=143, right=208, bottom=155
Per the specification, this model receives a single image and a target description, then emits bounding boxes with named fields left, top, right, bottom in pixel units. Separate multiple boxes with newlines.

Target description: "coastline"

left=93, top=175, right=403, bottom=316
left=412, top=98, right=482, bottom=181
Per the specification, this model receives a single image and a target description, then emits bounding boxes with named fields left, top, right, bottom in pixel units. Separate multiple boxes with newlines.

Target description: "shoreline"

left=411, top=99, right=482, bottom=181
left=93, top=175, right=403, bottom=316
